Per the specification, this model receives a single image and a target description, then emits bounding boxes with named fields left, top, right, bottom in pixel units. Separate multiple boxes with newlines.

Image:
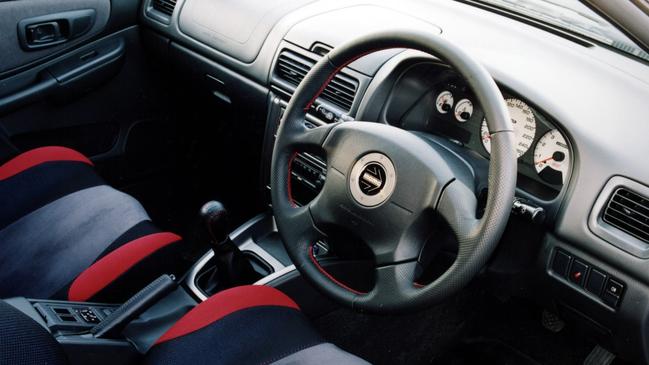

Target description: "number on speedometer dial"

left=534, top=129, right=570, bottom=185
left=481, top=98, right=536, bottom=158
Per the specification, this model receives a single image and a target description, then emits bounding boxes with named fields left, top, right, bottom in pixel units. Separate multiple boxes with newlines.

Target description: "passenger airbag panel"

left=178, top=0, right=315, bottom=63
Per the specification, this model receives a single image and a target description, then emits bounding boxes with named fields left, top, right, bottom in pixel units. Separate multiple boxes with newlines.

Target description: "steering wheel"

left=271, top=30, right=516, bottom=313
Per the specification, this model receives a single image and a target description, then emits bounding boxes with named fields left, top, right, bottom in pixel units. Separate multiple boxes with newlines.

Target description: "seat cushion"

left=146, top=285, right=369, bottom=365
left=0, top=300, right=67, bottom=365
left=0, top=147, right=189, bottom=302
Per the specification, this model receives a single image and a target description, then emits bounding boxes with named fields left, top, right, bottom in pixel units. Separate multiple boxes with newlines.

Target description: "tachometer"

left=454, top=99, right=473, bottom=122
left=534, top=129, right=570, bottom=185
left=481, top=98, right=536, bottom=158
left=435, top=91, right=454, bottom=114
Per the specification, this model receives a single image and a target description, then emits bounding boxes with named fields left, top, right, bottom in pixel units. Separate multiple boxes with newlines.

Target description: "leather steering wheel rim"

left=271, top=30, right=517, bottom=313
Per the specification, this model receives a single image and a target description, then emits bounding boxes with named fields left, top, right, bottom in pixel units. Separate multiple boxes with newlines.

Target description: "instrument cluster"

left=387, top=69, right=572, bottom=200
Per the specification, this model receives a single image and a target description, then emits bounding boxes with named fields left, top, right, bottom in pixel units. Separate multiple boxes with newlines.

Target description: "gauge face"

left=454, top=99, right=473, bottom=122
left=534, top=129, right=570, bottom=185
left=435, top=91, right=454, bottom=114
left=480, top=98, right=537, bottom=158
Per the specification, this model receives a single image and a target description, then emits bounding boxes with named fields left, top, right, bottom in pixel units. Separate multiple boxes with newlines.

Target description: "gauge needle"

left=535, top=156, right=553, bottom=164
left=536, top=151, right=565, bottom=165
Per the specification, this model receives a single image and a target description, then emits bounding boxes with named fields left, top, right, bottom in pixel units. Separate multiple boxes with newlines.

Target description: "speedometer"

left=480, top=98, right=537, bottom=158
left=534, top=129, right=570, bottom=185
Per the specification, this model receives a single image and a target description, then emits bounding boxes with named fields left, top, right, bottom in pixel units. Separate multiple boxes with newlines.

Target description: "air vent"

left=152, top=0, right=177, bottom=16
left=603, top=188, right=649, bottom=243
left=275, top=50, right=358, bottom=112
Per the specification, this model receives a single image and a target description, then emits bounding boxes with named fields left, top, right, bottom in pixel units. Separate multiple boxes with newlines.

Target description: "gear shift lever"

left=200, top=200, right=230, bottom=249
left=199, top=201, right=260, bottom=291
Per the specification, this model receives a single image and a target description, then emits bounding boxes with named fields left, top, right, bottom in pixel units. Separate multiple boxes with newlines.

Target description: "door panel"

left=0, top=27, right=176, bottom=165
left=0, top=35, right=125, bottom=116
left=0, top=0, right=110, bottom=76
left=0, top=0, right=179, bottom=192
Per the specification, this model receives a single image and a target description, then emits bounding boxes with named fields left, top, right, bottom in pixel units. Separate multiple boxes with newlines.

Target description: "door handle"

left=18, top=9, right=96, bottom=51
left=25, top=21, right=64, bottom=46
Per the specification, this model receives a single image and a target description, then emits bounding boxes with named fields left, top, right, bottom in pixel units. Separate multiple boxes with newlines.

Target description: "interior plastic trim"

left=588, top=176, right=649, bottom=258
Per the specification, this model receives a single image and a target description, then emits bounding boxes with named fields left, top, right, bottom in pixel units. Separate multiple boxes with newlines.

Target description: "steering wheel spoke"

left=436, top=180, right=481, bottom=243
left=352, top=261, right=420, bottom=311
left=281, top=120, right=337, bottom=153
left=291, top=205, right=323, bottom=242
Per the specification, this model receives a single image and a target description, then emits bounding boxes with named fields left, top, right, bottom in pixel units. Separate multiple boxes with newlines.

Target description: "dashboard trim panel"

left=588, top=176, right=649, bottom=258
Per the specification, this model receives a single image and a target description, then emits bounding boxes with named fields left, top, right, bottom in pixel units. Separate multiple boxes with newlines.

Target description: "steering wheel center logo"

left=359, top=163, right=386, bottom=196
left=349, top=153, right=396, bottom=207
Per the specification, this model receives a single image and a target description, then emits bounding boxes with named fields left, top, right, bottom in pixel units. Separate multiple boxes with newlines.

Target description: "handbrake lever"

left=91, top=274, right=177, bottom=338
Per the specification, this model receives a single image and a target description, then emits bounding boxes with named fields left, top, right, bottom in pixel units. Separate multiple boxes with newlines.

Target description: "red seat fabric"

left=68, top=232, right=183, bottom=302
left=0, top=147, right=190, bottom=302
left=147, top=285, right=368, bottom=365
left=0, top=146, right=92, bottom=180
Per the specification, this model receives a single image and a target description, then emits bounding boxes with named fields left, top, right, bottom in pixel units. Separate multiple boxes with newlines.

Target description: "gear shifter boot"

left=214, top=239, right=262, bottom=288
left=198, top=201, right=261, bottom=290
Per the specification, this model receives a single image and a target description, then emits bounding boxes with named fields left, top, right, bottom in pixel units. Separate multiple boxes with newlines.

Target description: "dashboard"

left=139, top=0, right=649, bottom=362
left=380, top=64, right=572, bottom=201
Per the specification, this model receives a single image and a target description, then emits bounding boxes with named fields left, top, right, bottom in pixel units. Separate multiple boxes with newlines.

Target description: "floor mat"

left=452, top=295, right=594, bottom=365
left=314, top=288, right=484, bottom=364
left=314, top=286, right=595, bottom=365
left=435, top=338, right=541, bottom=365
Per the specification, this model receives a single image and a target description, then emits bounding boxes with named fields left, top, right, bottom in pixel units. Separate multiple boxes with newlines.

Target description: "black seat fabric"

left=0, top=300, right=67, bottom=365
left=0, top=286, right=368, bottom=365
left=0, top=146, right=189, bottom=302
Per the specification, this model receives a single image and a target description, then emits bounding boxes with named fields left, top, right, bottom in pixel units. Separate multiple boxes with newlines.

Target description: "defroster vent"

left=275, top=50, right=358, bottom=112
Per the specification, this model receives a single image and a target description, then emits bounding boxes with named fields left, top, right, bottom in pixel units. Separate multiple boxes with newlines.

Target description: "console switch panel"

left=550, top=249, right=625, bottom=308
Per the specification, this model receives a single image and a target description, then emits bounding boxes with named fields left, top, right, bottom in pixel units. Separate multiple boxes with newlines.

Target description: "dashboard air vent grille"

left=152, top=0, right=177, bottom=16
left=275, top=50, right=358, bottom=111
left=603, top=188, right=649, bottom=243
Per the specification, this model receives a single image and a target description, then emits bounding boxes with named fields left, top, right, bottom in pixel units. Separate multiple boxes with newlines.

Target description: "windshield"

left=471, top=0, right=649, bottom=62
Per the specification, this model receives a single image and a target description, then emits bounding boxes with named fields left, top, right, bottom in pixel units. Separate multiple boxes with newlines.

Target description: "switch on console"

left=550, top=249, right=625, bottom=308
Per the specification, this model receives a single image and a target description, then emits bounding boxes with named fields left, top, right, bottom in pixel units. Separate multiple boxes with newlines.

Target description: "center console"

left=3, top=297, right=138, bottom=364
left=186, top=213, right=294, bottom=301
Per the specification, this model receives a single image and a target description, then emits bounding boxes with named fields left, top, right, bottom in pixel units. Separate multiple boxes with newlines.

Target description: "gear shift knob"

left=199, top=200, right=229, bottom=245
left=197, top=200, right=261, bottom=292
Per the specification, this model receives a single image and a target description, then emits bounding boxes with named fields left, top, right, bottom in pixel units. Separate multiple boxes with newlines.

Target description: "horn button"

left=349, top=153, right=396, bottom=207
left=320, top=122, right=455, bottom=214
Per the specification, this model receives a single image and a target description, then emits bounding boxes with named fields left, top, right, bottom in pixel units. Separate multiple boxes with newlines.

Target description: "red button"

left=569, top=260, right=589, bottom=286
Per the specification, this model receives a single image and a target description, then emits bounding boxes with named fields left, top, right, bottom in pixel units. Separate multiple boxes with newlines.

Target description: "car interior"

left=1, top=0, right=649, bottom=364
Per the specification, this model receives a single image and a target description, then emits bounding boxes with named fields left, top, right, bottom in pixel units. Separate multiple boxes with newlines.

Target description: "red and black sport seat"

left=0, top=146, right=190, bottom=302
left=0, top=285, right=368, bottom=364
